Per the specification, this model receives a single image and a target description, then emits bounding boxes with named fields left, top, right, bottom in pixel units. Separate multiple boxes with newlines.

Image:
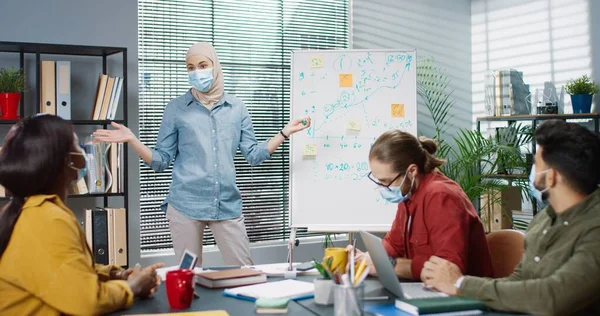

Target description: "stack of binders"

left=84, top=207, right=128, bottom=266
left=39, top=60, right=71, bottom=119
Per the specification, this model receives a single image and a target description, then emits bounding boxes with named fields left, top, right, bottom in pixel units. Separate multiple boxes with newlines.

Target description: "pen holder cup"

left=314, top=278, right=336, bottom=305
left=333, top=283, right=365, bottom=316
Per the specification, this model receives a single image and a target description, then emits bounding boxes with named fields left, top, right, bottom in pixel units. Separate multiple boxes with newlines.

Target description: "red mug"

left=166, top=269, right=194, bottom=309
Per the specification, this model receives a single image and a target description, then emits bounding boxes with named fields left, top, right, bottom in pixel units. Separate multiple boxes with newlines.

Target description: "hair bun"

left=418, top=136, right=438, bottom=155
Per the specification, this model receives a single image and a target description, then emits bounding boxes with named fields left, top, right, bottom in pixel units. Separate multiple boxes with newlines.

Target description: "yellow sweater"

left=0, top=195, right=133, bottom=315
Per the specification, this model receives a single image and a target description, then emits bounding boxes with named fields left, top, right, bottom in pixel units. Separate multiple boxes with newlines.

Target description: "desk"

left=112, top=277, right=314, bottom=316
left=112, top=276, right=525, bottom=316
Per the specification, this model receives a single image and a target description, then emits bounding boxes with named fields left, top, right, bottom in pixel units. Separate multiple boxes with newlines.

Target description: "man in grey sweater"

left=421, top=119, right=600, bottom=316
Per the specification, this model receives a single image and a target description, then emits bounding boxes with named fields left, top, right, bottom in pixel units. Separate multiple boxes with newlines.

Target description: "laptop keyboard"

left=400, top=282, right=448, bottom=299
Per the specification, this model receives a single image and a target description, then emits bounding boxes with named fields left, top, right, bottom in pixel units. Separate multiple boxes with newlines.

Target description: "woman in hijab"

left=94, top=42, right=310, bottom=266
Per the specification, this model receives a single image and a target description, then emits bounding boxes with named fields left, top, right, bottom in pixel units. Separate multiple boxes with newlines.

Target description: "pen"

left=350, top=238, right=356, bottom=283
left=354, top=266, right=369, bottom=287
left=353, top=259, right=367, bottom=285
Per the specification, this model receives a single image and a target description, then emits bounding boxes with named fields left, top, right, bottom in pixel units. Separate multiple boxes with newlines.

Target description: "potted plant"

left=0, top=67, right=25, bottom=120
left=418, top=57, right=532, bottom=230
left=565, top=75, right=599, bottom=113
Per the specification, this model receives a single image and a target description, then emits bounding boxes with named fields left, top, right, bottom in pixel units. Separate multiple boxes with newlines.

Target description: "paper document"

left=224, top=279, right=314, bottom=300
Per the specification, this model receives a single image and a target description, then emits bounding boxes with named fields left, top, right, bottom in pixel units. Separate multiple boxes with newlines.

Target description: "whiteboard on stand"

left=289, top=49, right=418, bottom=232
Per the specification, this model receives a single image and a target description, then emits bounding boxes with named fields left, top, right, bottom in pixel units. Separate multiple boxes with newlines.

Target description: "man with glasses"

left=350, top=130, right=493, bottom=281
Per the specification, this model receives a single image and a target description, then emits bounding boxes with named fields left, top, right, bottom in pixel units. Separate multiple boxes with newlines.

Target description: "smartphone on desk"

left=295, top=261, right=315, bottom=271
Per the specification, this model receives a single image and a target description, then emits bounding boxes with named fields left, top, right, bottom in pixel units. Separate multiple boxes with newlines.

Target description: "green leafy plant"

left=565, top=75, right=599, bottom=95
left=0, top=67, right=25, bottom=93
left=417, top=57, right=533, bottom=228
left=416, top=56, right=453, bottom=158
left=322, top=233, right=335, bottom=248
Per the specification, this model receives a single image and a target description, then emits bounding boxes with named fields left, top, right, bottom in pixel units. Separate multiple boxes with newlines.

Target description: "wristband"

left=279, top=130, right=289, bottom=139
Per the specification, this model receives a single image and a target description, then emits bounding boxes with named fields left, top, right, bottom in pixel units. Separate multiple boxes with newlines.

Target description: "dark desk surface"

left=111, top=276, right=526, bottom=316
left=112, top=276, right=315, bottom=316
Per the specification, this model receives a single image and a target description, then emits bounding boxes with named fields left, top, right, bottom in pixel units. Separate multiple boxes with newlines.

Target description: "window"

left=138, top=0, right=350, bottom=253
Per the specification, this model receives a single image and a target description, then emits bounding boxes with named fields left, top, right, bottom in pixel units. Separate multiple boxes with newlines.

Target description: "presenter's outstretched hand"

left=93, top=122, right=136, bottom=143
left=282, top=117, right=311, bottom=136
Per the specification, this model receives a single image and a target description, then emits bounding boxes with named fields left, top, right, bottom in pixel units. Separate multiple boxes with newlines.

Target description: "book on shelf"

left=92, top=74, right=122, bottom=120
left=71, top=178, right=88, bottom=195
left=84, top=207, right=127, bottom=266
left=108, top=142, right=124, bottom=193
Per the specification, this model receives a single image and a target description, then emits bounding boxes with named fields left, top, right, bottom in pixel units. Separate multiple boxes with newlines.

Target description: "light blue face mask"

left=188, top=68, right=214, bottom=92
left=529, top=164, right=549, bottom=203
left=378, top=173, right=414, bottom=204
left=68, top=151, right=88, bottom=183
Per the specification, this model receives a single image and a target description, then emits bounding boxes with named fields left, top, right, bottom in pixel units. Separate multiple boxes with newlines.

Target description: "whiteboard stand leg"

left=348, top=232, right=355, bottom=246
left=287, top=227, right=299, bottom=272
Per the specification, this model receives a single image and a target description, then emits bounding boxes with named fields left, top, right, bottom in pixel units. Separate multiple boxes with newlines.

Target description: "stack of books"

left=195, top=268, right=267, bottom=289
left=91, top=74, right=123, bottom=120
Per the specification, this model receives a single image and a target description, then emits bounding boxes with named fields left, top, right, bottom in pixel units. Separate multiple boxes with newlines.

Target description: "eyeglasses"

left=367, top=171, right=403, bottom=191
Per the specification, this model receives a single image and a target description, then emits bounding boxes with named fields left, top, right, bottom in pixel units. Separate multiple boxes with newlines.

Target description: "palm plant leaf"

left=418, top=56, right=533, bottom=230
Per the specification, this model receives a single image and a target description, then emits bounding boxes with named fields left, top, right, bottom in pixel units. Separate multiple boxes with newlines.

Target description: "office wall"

left=0, top=0, right=142, bottom=266
left=591, top=0, right=600, bottom=102
left=472, top=0, right=596, bottom=119
left=352, top=0, right=473, bottom=140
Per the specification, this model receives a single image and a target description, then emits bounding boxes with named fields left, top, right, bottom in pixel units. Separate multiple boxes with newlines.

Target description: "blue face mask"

left=378, top=173, right=414, bottom=204
left=68, top=151, right=88, bottom=183
left=188, top=68, right=214, bottom=92
left=529, top=164, right=549, bottom=202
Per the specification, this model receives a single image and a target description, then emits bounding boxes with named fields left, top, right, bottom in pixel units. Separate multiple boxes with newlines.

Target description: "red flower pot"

left=0, top=93, right=21, bottom=120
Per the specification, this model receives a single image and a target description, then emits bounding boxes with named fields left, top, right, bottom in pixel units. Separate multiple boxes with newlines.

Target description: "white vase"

left=314, top=278, right=335, bottom=305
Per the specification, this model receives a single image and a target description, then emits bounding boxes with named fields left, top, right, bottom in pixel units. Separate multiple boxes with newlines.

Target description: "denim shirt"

left=148, top=90, right=271, bottom=220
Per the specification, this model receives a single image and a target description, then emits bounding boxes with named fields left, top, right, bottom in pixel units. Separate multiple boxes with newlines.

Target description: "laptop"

left=359, top=230, right=448, bottom=300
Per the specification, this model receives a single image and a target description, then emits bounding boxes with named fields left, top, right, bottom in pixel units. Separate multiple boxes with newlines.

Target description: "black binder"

left=92, top=208, right=109, bottom=264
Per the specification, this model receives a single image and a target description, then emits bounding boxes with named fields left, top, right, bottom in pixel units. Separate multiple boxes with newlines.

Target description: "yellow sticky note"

left=310, top=55, right=324, bottom=69
left=339, top=74, right=353, bottom=87
left=303, top=144, right=317, bottom=156
left=391, top=104, right=405, bottom=118
left=347, top=119, right=361, bottom=131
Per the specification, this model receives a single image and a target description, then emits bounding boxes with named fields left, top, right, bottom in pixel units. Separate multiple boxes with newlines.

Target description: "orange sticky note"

left=303, top=144, right=317, bottom=156
left=346, top=119, right=361, bottom=131
left=391, top=104, right=405, bottom=118
left=339, top=74, right=353, bottom=87
left=310, top=55, right=324, bottom=69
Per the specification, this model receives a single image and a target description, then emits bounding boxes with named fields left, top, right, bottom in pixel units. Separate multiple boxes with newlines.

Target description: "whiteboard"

left=289, top=49, right=417, bottom=232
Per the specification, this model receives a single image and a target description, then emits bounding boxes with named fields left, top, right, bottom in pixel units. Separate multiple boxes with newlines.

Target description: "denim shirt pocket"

left=216, top=117, right=237, bottom=143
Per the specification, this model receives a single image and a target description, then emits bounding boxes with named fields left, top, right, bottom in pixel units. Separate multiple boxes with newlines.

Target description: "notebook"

left=395, top=297, right=485, bottom=315
left=366, top=304, right=483, bottom=316
left=196, top=268, right=267, bottom=289
left=223, top=279, right=314, bottom=302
